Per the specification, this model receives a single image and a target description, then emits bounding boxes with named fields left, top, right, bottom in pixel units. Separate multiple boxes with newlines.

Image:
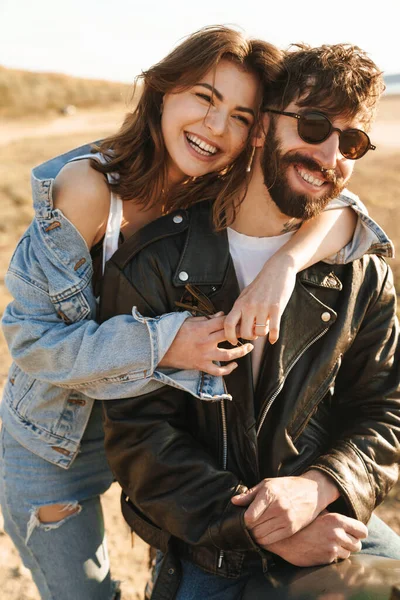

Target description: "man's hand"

left=159, top=313, right=253, bottom=376
left=231, top=471, right=340, bottom=545
left=266, top=512, right=368, bottom=567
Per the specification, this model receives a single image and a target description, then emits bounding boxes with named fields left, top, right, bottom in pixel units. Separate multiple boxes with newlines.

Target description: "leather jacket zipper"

left=256, top=328, right=329, bottom=437
left=218, top=398, right=228, bottom=568
left=178, top=285, right=229, bottom=568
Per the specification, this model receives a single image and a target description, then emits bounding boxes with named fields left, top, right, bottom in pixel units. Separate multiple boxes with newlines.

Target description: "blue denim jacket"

left=0, top=143, right=394, bottom=468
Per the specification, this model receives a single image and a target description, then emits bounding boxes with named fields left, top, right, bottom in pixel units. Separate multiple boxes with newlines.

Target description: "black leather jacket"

left=100, top=202, right=400, bottom=580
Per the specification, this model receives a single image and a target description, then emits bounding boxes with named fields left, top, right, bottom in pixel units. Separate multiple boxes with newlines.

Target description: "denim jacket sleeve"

left=1, top=218, right=190, bottom=396
left=322, top=189, right=394, bottom=264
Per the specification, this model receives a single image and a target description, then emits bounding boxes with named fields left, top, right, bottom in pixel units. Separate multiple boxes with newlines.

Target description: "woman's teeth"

left=186, top=133, right=218, bottom=156
left=296, top=167, right=324, bottom=188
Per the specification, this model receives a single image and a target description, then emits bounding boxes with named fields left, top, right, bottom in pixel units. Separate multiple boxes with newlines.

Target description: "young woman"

left=0, top=26, right=392, bottom=600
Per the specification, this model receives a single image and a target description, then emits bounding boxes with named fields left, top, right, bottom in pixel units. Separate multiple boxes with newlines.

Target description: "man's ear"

left=251, top=113, right=270, bottom=148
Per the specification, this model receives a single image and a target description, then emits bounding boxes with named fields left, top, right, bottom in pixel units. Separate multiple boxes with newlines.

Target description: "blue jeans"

left=0, top=403, right=119, bottom=600
left=173, top=514, right=400, bottom=600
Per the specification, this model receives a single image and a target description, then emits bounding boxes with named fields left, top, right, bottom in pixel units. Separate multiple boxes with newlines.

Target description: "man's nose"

left=204, top=108, right=228, bottom=136
left=314, top=132, right=342, bottom=170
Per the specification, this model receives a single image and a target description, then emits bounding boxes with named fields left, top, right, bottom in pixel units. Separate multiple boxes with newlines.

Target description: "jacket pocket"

left=3, top=364, right=35, bottom=415
left=121, top=493, right=171, bottom=553
left=52, top=290, right=91, bottom=324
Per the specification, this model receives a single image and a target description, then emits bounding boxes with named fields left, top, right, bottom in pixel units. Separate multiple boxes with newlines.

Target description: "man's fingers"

left=251, top=524, right=291, bottom=547
left=231, top=484, right=262, bottom=506
left=339, top=532, right=363, bottom=554
left=336, top=548, right=352, bottom=562
left=245, top=511, right=289, bottom=541
left=339, top=515, right=368, bottom=540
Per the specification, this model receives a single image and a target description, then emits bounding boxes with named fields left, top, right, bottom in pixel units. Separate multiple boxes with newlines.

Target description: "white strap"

left=102, top=191, right=123, bottom=273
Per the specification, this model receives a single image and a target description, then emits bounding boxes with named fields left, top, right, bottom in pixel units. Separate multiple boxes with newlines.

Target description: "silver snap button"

left=178, top=271, right=189, bottom=282
left=168, top=568, right=175, bottom=575
left=321, top=312, right=331, bottom=322
left=173, top=214, right=183, bottom=224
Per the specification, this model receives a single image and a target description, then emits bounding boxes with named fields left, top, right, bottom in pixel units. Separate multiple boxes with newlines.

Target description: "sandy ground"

left=0, top=106, right=127, bottom=148
left=0, top=96, right=399, bottom=599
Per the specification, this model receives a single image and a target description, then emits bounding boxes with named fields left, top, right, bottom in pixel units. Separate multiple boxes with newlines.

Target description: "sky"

left=1, top=0, right=399, bottom=82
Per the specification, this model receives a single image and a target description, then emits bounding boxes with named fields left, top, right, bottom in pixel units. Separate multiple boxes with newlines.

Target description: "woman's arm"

left=2, top=162, right=250, bottom=397
left=224, top=207, right=357, bottom=345
left=52, top=159, right=112, bottom=248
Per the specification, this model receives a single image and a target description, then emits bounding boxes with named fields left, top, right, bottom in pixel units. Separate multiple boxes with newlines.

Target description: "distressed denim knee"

left=0, top=413, right=118, bottom=600
left=26, top=501, right=82, bottom=543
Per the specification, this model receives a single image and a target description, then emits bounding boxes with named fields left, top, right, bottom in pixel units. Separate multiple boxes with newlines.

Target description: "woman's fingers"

left=203, top=361, right=238, bottom=377
left=225, top=301, right=281, bottom=344
left=223, top=309, right=241, bottom=346
left=265, top=304, right=281, bottom=344
left=238, top=311, right=260, bottom=341
left=161, top=311, right=255, bottom=374
left=223, top=254, right=298, bottom=346
left=215, top=343, right=254, bottom=363
left=253, top=320, right=269, bottom=339
left=208, top=329, right=235, bottom=345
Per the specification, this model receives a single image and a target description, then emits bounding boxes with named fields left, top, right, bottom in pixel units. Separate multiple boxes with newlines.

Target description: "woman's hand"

left=224, top=254, right=297, bottom=345
left=224, top=207, right=357, bottom=346
left=159, top=313, right=254, bottom=376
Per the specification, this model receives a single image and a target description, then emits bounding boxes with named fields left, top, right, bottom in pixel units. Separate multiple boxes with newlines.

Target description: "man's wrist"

left=303, top=469, right=341, bottom=512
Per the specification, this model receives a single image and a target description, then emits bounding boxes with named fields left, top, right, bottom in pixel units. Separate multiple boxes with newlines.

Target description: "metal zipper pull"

left=218, top=550, right=224, bottom=568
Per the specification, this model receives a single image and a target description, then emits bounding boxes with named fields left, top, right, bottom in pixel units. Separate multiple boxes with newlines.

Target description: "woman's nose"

left=203, top=108, right=228, bottom=136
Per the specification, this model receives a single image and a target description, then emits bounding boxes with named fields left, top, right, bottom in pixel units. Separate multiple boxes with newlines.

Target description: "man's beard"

left=261, top=122, right=346, bottom=221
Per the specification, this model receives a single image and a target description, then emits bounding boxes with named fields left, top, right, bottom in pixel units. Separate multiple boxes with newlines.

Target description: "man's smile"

left=294, top=165, right=325, bottom=188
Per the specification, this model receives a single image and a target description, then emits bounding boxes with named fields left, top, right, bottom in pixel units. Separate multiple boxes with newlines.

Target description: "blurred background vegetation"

left=0, top=65, right=133, bottom=117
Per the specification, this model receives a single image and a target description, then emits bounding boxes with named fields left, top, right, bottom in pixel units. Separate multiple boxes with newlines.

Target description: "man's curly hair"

left=264, top=43, right=385, bottom=130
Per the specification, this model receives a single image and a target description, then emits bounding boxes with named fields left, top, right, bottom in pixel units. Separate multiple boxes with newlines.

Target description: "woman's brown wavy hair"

left=92, top=25, right=283, bottom=229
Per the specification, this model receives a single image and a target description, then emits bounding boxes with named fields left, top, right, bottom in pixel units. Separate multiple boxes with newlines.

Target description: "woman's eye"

left=233, top=114, right=250, bottom=126
left=195, top=92, right=213, bottom=103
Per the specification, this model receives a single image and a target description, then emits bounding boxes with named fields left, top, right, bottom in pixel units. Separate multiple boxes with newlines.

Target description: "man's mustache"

left=282, top=152, right=343, bottom=186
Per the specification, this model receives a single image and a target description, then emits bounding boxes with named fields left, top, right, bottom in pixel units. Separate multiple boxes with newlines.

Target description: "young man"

left=100, top=44, right=400, bottom=599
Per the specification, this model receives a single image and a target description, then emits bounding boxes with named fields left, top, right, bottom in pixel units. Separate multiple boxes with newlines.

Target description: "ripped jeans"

left=0, top=402, right=120, bottom=600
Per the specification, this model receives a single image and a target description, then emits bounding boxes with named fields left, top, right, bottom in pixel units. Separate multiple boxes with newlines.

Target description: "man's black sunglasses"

left=264, top=109, right=376, bottom=160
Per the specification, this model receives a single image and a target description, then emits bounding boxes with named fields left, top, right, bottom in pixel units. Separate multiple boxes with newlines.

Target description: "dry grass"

left=0, top=65, right=134, bottom=118
left=0, top=95, right=399, bottom=598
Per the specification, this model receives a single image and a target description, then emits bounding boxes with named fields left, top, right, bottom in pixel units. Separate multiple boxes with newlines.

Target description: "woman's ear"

left=251, top=113, right=270, bottom=148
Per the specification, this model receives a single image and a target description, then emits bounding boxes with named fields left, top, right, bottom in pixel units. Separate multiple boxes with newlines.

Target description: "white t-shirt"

left=227, top=227, right=294, bottom=387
